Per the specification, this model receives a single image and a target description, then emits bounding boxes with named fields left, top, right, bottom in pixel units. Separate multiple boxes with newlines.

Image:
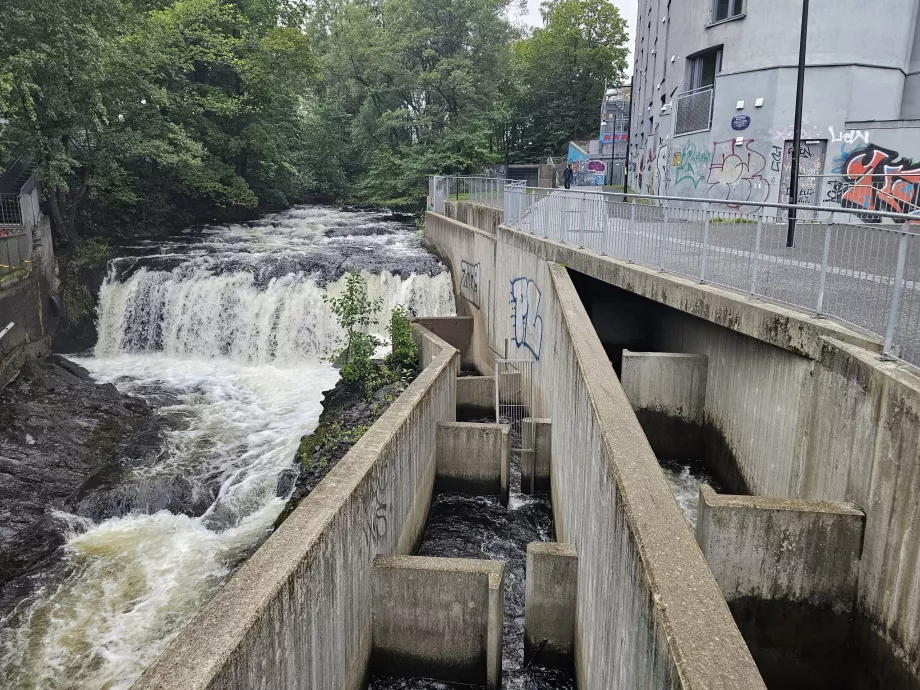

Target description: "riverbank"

left=275, top=359, right=419, bottom=528
left=0, top=355, right=158, bottom=611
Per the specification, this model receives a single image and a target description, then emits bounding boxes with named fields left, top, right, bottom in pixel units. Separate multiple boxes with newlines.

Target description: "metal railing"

left=503, top=185, right=920, bottom=367
left=428, top=176, right=524, bottom=214
left=0, top=185, right=40, bottom=277
left=674, top=85, right=714, bottom=136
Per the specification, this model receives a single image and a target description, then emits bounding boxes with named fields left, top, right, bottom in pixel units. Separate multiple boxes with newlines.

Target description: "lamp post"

left=786, top=0, right=810, bottom=247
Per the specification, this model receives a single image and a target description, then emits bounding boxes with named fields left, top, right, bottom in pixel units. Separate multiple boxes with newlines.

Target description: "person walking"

left=563, top=165, right=574, bottom=190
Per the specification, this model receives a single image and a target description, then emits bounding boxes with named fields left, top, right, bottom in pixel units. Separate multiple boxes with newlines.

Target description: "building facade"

left=629, top=0, right=920, bottom=216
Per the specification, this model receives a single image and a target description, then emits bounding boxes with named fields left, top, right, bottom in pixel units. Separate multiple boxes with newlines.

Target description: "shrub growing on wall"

left=387, top=305, right=417, bottom=369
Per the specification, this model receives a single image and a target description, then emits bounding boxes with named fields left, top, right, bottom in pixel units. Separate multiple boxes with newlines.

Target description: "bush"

left=324, top=269, right=381, bottom=380
left=387, top=305, right=417, bottom=369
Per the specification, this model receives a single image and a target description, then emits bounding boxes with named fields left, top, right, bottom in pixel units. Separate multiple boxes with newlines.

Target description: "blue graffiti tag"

left=510, top=277, right=544, bottom=360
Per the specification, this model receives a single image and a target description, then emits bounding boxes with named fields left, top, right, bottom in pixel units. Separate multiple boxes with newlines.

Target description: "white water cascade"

left=0, top=207, right=455, bottom=689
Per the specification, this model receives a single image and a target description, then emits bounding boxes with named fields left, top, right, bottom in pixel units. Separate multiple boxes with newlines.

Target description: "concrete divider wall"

left=132, top=326, right=459, bottom=690
left=444, top=200, right=503, bottom=236
left=424, top=213, right=498, bottom=374
left=540, top=263, right=766, bottom=689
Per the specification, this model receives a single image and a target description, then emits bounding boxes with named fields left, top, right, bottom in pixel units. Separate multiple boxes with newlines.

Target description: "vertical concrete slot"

left=524, top=542, right=577, bottom=668
left=621, top=349, right=708, bottom=458
left=372, top=555, right=505, bottom=689
left=696, top=485, right=866, bottom=690
left=436, top=421, right=510, bottom=504
left=521, top=418, right=551, bottom=494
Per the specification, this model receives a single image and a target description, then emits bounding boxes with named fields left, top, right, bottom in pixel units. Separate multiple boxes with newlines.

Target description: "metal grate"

left=494, top=359, right=535, bottom=492
left=674, top=86, right=714, bottom=135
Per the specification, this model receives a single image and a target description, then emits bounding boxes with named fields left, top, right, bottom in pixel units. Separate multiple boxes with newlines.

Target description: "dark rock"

left=0, top=355, right=159, bottom=607
left=273, top=361, right=417, bottom=529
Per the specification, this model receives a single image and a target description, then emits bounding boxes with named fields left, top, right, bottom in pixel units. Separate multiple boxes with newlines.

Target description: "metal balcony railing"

left=674, top=86, right=714, bottom=136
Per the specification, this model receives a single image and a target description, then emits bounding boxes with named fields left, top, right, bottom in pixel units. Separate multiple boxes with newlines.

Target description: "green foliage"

left=509, top=0, right=629, bottom=159
left=298, top=421, right=370, bottom=470
left=387, top=306, right=417, bottom=370
left=325, top=270, right=382, bottom=382
left=60, top=239, right=112, bottom=326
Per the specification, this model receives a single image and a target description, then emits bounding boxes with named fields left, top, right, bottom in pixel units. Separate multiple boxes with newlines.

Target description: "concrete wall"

left=424, top=213, right=499, bottom=374
left=524, top=542, right=577, bottom=667
left=696, top=486, right=866, bottom=689
left=372, top=555, right=504, bottom=688
left=436, top=422, right=510, bottom=503
left=521, top=418, right=551, bottom=493
left=427, top=210, right=767, bottom=687
left=457, top=375, right=494, bottom=417
left=132, top=326, right=459, bottom=690
left=444, top=200, right=503, bottom=236
left=0, top=218, right=56, bottom=387
left=414, top=316, right=473, bottom=370
left=621, top=351, right=708, bottom=459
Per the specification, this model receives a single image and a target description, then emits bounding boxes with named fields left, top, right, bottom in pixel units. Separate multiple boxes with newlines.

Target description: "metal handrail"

left=499, top=184, right=920, bottom=367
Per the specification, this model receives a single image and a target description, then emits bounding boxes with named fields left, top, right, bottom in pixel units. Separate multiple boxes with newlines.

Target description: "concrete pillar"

left=695, top=485, right=865, bottom=688
left=620, top=350, right=707, bottom=458
left=524, top=542, right=577, bottom=668
left=436, top=422, right=510, bottom=504
left=457, top=375, right=495, bottom=418
left=413, top=316, right=473, bottom=369
left=372, top=555, right=504, bottom=689
left=521, top=418, right=551, bottom=494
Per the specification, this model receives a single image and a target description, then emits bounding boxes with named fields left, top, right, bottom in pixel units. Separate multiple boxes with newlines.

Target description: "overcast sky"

left=512, top=0, right=637, bottom=77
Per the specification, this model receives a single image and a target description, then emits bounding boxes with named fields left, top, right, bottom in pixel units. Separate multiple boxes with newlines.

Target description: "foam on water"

left=0, top=206, right=455, bottom=689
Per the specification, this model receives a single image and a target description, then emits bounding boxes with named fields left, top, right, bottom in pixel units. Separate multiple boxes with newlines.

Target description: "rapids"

left=0, top=206, right=455, bottom=689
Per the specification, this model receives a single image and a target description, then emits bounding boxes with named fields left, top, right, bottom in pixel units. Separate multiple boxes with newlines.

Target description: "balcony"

left=674, top=85, right=714, bottom=136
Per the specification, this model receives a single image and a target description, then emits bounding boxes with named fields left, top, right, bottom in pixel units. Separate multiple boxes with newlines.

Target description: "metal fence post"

left=658, top=204, right=668, bottom=270
left=882, top=229, right=910, bottom=358
left=750, top=214, right=764, bottom=296
left=700, top=206, right=711, bottom=283
left=815, top=214, right=833, bottom=316
left=627, top=201, right=637, bottom=262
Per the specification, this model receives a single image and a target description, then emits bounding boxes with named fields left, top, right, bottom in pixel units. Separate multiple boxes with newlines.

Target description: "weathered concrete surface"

left=414, top=316, right=473, bottom=370
left=696, top=485, right=866, bottom=689
left=457, top=375, right=495, bottom=417
left=436, top=422, right=510, bottom=504
left=0, top=218, right=56, bottom=388
left=540, top=263, right=766, bottom=689
left=621, top=350, right=708, bottom=458
left=444, top=200, right=503, bottom=236
left=372, top=555, right=504, bottom=689
left=424, top=213, right=499, bottom=375
left=696, top=485, right=865, bottom=612
left=521, top=418, right=551, bottom=493
left=427, top=209, right=767, bottom=689
left=132, top=326, right=458, bottom=690
left=523, top=542, right=577, bottom=667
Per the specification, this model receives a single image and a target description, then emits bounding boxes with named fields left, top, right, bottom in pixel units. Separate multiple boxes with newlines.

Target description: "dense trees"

left=0, top=0, right=628, bottom=245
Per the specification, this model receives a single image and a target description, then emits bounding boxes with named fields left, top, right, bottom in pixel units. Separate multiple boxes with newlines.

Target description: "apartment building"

left=629, top=0, right=920, bottom=215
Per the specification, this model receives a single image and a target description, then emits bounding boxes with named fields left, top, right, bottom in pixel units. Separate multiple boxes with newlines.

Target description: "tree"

left=511, top=0, right=628, bottom=159
left=325, top=270, right=382, bottom=382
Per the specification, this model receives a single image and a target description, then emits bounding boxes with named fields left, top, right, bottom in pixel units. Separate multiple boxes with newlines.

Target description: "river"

left=0, top=206, right=455, bottom=690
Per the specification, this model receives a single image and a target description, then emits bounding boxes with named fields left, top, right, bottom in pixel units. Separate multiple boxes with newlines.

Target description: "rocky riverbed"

left=0, top=356, right=159, bottom=612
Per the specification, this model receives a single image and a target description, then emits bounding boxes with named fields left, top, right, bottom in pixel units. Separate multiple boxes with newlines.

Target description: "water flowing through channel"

left=0, top=207, right=455, bottom=689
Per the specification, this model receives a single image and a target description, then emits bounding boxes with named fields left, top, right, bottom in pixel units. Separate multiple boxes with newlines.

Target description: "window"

left=712, top=0, right=744, bottom=23
left=688, top=47, right=722, bottom=90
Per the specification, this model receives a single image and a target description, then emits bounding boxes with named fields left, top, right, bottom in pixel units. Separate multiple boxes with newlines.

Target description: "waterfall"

left=0, top=206, right=456, bottom=690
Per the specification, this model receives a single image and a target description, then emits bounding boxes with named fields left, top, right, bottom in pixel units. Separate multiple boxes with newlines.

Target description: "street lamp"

left=787, top=0, right=810, bottom=248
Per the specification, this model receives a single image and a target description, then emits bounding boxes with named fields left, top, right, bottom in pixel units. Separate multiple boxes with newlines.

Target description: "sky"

left=513, top=0, right=637, bottom=77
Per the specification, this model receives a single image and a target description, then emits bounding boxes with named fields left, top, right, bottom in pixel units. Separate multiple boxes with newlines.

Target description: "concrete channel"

left=132, top=198, right=920, bottom=690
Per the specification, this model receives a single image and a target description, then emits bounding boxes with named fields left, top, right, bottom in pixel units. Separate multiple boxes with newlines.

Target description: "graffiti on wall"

left=706, top=138, right=772, bottom=207
left=460, top=260, right=481, bottom=308
left=773, top=119, right=824, bottom=141
left=510, top=277, right=543, bottom=360
left=779, top=140, right=827, bottom=206
left=828, top=126, right=870, bottom=146
left=672, top=141, right=711, bottom=189
left=838, top=144, right=920, bottom=215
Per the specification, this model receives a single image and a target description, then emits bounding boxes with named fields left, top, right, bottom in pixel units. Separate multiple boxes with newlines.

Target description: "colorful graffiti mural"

left=672, top=141, right=711, bottom=189
left=568, top=142, right=605, bottom=186
left=706, top=139, right=772, bottom=207
left=839, top=145, right=920, bottom=216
